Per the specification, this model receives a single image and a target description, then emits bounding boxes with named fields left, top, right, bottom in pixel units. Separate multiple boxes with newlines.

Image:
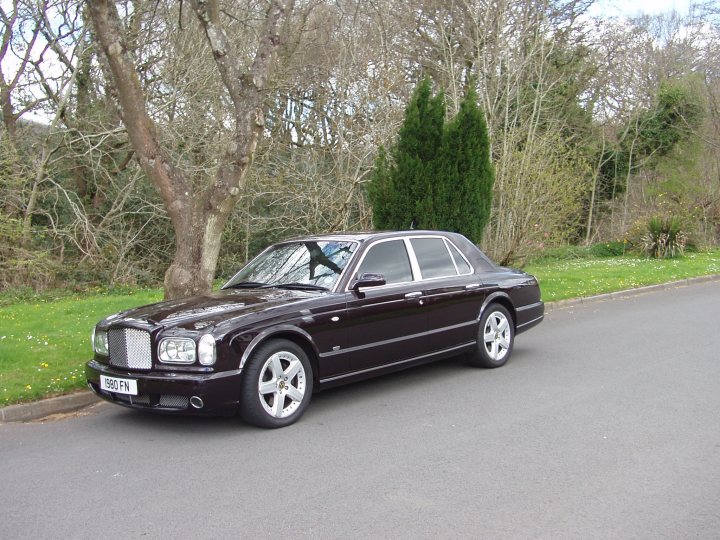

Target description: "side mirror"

left=350, top=272, right=386, bottom=291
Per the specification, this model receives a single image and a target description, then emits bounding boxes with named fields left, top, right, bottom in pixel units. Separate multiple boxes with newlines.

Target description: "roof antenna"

left=410, top=218, right=417, bottom=230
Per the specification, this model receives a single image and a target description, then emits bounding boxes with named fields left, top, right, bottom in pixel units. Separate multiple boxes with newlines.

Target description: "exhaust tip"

left=190, top=396, right=204, bottom=409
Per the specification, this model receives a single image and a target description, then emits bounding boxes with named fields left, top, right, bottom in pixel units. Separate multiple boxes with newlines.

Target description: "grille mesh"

left=159, top=395, right=189, bottom=409
left=108, top=328, right=152, bottom=370
left=132, top=394, right=151, bottom=405
left=104, top=392, right=186, bottom=409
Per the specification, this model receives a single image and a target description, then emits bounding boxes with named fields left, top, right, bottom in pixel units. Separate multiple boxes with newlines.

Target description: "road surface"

left=2, top=280, right=719, bottom=539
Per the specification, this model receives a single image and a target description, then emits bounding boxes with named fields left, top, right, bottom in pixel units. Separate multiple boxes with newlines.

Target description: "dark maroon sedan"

left=87, top=231, right=543, bottom=428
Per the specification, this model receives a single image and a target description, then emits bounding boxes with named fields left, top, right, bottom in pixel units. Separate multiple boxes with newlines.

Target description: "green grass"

left=524, top=250, right=720, bottom=302
left=0, top=288, right=162, bottom=406
left=1, top=250, right=719, bottom=406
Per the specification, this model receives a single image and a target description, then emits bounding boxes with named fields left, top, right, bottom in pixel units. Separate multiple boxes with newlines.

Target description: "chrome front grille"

left=108, top=328, right=152, bottom=370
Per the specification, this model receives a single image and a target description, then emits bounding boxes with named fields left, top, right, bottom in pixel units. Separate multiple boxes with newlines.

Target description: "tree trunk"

left=88, top=0, right=290, bottom=299
left=163, top=203, right=232, bottom=299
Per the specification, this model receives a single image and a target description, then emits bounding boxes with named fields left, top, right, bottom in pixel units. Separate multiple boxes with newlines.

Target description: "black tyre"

left=239, top=339, right=314, bottom=428
left=468, top=304, right=514, bottom=368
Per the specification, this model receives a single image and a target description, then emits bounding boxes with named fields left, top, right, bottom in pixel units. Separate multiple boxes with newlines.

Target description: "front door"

left=343, top=239, right=428, bottom=373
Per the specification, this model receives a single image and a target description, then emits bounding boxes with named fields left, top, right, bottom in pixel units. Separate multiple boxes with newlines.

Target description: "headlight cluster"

left=159, top=336, right=216, bottom=366
left=92, top=328, right=109, bottom=356
left=159, top=338, right=196, bottom=364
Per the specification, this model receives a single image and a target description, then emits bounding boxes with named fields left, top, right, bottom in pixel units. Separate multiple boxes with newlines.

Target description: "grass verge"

left=1, top=288, right=161, bottom=406
left=1, top=250, right=719, bottom=406
left=524, top=250, right=720, bottom=302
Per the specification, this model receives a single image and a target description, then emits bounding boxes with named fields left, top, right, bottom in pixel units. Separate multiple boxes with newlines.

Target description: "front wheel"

left=239, top=339, right=314, bottom=428
left=468, top=304, right=514, bottom=368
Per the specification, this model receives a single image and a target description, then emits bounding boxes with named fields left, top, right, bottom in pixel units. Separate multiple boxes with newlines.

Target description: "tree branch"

left=86, top=0, right=188, bottom=221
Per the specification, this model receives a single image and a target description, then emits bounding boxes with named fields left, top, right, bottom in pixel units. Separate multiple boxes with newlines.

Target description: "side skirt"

left=317, top=341, right=476, bottom=391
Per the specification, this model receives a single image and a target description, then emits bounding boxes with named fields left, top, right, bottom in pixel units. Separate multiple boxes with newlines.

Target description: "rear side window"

left=410, top=238, right=457, bottom=279
left=358, top=240, right=413, bottom=284
left=446, top=241, right=472, bottom=274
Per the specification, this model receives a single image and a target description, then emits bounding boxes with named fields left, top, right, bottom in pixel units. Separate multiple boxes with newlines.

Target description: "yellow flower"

left=25, top=384, right=32, bottom=390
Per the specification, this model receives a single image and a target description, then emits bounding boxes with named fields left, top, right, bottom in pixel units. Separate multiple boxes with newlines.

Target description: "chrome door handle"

left=404, top=291, right=423, bottom=299
left=465, top=283, right=481, bottom=290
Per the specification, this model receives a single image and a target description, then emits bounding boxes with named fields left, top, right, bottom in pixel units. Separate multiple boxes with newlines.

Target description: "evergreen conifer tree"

left=369, top=80, right=494, bottom=243
left=368, top=78, right=444, bottom=229
left=434, top=85, right=494, bottom=242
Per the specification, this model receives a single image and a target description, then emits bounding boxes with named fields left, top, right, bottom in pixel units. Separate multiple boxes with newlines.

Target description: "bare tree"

left=0, top=0, right=84, bottom=244
left=87, top=0, right=295, bottom=298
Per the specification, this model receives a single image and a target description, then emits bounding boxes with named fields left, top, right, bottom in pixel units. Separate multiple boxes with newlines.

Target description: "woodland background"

left=1, top=0, right=719, bottom=297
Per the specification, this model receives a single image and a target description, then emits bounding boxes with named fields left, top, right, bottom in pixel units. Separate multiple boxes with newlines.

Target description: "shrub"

left=0, top=216, right=60, bottom=290
left=588, top=241, right=627, bottom=257
left=640, top=216, right=687, bottom=258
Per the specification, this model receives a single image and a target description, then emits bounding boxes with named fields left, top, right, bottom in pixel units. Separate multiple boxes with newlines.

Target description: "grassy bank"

left=1, top=250, right=719, bottom=406
left=0, top=288, right=162, bottom=406
left=524, top=250, right=720, bottom=302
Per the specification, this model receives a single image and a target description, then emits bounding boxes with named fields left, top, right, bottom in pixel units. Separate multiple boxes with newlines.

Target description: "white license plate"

left=100, top=375, right=138, bottom=395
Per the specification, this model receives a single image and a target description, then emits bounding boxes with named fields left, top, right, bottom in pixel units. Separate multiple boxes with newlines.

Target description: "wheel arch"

left=478, top=292, right=517, bottom=330
left=234, top=325, right=321, bottom=384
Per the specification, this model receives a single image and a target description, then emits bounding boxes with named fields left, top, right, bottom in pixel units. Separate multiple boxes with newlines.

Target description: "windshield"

left=223, top=240, right=358, bottom=291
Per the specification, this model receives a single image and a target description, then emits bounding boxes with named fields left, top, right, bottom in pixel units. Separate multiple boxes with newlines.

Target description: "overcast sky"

left=589, top=0, right=693, bottom=18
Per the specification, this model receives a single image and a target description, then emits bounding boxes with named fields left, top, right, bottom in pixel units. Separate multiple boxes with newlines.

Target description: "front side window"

left=357, top=240, right=413, bottom=285
left=225, top=241, right=357, bottom=290
left=410, top=237, right=458, bottom=279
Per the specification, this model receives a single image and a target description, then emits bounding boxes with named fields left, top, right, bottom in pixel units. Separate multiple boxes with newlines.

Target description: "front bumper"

left=86, top=359, right=242, bottom=416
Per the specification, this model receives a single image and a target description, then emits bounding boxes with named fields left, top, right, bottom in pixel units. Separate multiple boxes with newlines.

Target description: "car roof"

left=286, top=230, right=463, bottom=244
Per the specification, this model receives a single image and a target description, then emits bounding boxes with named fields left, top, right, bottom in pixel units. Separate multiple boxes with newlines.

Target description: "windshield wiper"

left=267, top=282, right=329, bottom=291
left=223, top=281, right=267, bottom=289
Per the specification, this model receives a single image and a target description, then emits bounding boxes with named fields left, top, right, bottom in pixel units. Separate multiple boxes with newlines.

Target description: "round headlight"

left=158, top=338, right=196, bottom=364
left=92, top=328, right=109, bottom=356
left=198, top=335, right=216, bottom=366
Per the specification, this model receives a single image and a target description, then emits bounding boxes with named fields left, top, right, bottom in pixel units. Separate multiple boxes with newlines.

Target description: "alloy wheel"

left=483, top=310, right=511, bottom=362
left=257, top=351, right=307, bottom=418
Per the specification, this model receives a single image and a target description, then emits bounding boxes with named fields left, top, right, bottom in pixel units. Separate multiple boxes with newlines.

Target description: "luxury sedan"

left=86, top=230, right=544, bottom=427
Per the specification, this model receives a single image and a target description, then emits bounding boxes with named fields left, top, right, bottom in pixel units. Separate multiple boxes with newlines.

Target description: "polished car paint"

left=86, top=230, right=543, bottom=426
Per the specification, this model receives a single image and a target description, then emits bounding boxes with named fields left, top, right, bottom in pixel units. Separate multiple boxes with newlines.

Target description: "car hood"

left=105, top=289, right=323, bottom=331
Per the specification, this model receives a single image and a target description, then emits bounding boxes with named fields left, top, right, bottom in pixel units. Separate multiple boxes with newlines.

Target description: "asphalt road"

left=2, top=280, right=720, bottom=539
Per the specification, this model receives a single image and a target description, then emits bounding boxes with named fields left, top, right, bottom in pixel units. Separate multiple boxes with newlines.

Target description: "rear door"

left=409, top=236, right=485, bottom=353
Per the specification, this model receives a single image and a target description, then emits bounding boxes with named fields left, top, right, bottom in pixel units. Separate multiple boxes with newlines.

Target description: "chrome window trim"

left=409, top=236, right=458, bottom=280
left=345, top=234, right=476, bottom=292
left=329, top=240, right=361, bottom=292
left=348, top=237, right=417, bottom=291
left=403, top=237, right=423, bottom=280
left=443, top=237, right=474, bottom=276
left=408, top=235, right=475, bottom=280
left=443, top=238, right=460, bottom=274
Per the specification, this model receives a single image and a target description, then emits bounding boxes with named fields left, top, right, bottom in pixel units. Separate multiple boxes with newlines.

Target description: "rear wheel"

left=468, top=304, right=514, bottom=368
left=239, top=339, right=313, bottom=428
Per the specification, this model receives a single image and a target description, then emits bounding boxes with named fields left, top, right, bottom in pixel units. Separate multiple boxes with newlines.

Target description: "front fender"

left=232, top=324, right=320, bottom=371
